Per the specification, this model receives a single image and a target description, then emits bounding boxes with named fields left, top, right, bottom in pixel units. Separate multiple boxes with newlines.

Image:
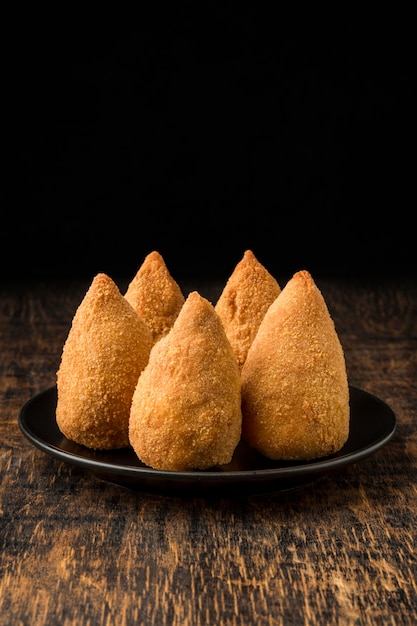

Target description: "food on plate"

left=129, top=291, right=242, bottom=471
left=241, top=269, right=350, bottom=460
left=56, top=273, right=153, bottom=450
left=215, top=250, right=281, bottom=369
left=124, top=250, right=185, bottom=345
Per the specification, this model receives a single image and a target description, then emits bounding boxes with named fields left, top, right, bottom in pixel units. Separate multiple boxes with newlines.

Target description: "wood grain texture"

left=1, top=276, right=416, bottom=625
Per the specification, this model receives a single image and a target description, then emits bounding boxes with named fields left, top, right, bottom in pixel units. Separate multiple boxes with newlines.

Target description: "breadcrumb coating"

left=129, top=291, right=242, bottom=470
left=241, top=270, right=350, bottom=460
left=124, top=250, right=185, bottom=345
left=215, top=250, right=281, bottom=369
left=56, top=273, right=153, bottom=449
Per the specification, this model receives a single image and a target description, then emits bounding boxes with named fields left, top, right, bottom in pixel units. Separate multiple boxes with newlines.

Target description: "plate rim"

left=18, top=384, right=397, bottom=489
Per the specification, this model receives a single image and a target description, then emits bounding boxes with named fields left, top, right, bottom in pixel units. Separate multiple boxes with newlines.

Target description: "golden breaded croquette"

left=129, top=291, right=242, bottom=471
left=215, top=250, right=281, bottom=369
left=124, top=250, right=185, bottom=345
left=241, top=270, right=350, bottom=460
left=56, top=273, right=153, bottom=450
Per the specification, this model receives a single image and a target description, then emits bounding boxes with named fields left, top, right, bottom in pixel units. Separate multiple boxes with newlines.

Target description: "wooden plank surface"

left=1, top=276, right=416, bottom=625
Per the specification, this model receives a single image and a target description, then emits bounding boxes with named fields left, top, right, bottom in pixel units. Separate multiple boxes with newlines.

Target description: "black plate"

left=18, top=385, right=396, bottom=497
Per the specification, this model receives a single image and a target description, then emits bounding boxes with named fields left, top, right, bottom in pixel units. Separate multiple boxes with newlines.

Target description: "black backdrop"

left=9, top=11, right=415, bottom=285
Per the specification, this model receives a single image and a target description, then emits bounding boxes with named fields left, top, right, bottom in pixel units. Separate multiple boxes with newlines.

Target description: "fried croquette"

left=56, top=273, right=153, bottom=450
left=241, top=270, right=350, bottom=460
left=124, top=250, right=185, bottom=345
left=215, top=250, right=281, bottom=369
left=129, top=291, right=242, bottom=471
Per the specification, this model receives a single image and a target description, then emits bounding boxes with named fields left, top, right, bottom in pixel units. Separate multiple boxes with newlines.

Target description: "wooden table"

left=1, top=275, right=416, bottom=625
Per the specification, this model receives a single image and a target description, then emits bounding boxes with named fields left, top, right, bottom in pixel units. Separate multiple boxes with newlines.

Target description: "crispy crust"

left=129, top=291, right=242, bottom=470
left=56, top=273, right=153, bottom=449
left=124, top=250, right=185, bottom=345
left=241, top=270, right=350, bottom=460
left=215, top=250, right=281, bottom=369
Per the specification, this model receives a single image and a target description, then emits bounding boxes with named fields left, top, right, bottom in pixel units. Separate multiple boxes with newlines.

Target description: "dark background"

left=9, top=10, right=415, bottom=286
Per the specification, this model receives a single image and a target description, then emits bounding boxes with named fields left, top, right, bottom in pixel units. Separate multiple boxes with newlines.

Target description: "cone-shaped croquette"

left=215, top=250, right=281, bottom=369
left=56, top=273, right=153, bottom=449
left=129, top=291, right=242, bottom=471
left=241, top=270, right=350, bottom=460
left=124, top=250, right=185, bottom=345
